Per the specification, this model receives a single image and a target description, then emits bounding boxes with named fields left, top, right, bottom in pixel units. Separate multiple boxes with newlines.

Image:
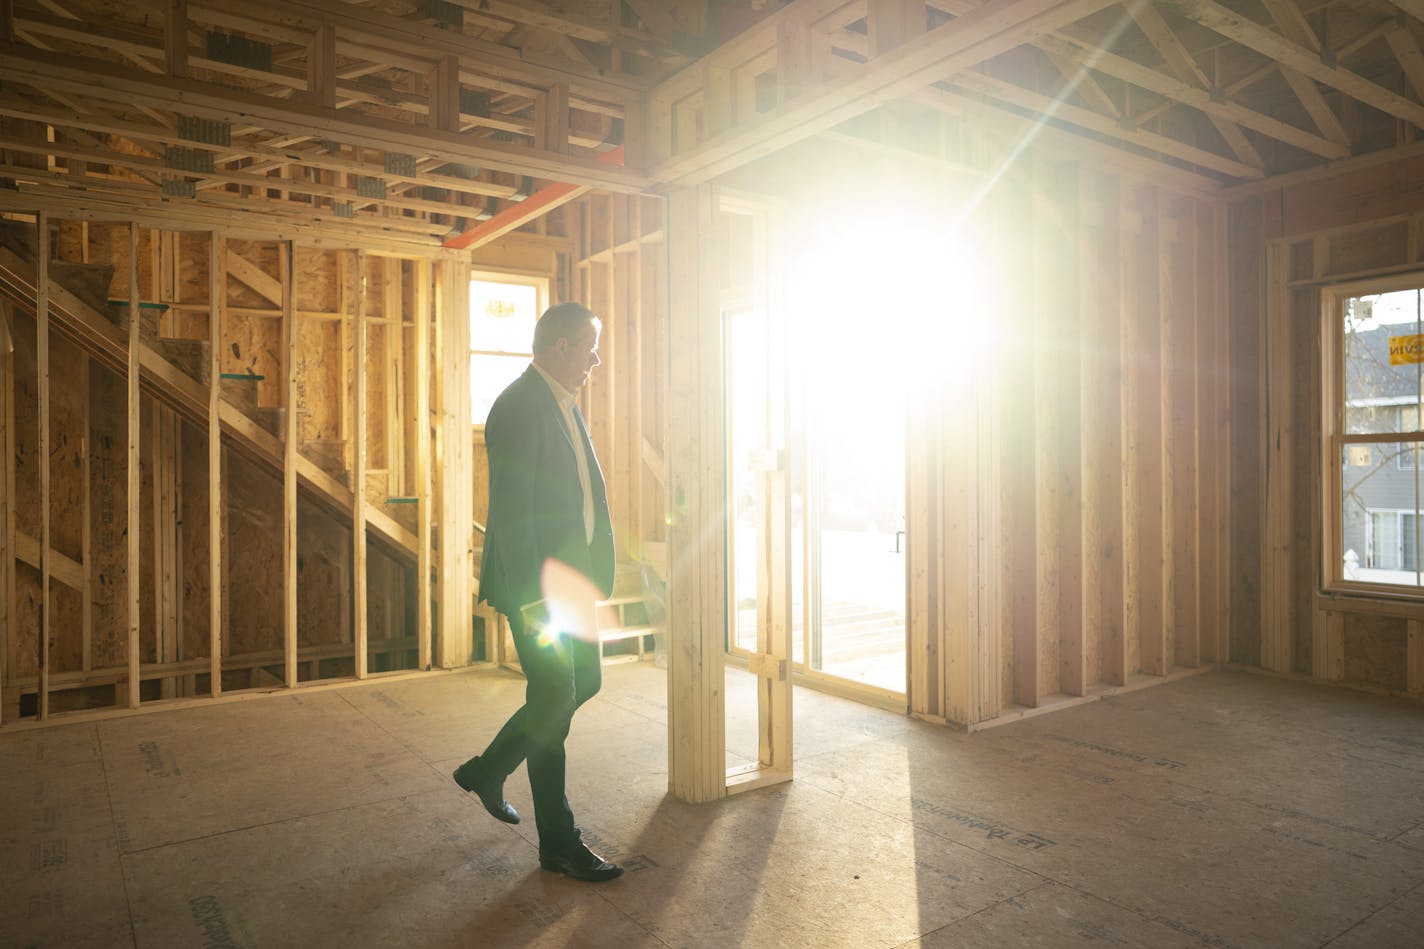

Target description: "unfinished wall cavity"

left=0, top=214, right=450, bottom=723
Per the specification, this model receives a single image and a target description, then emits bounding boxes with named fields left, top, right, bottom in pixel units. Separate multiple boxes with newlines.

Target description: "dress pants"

left=475, top=608, right=601, bottom=855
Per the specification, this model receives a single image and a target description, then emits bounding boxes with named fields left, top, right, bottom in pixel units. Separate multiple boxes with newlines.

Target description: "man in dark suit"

left=453, top=302, right=622, bottom=883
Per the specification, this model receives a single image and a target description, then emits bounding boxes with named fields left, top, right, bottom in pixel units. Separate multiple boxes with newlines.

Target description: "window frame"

left=469, top=270, right=548, bottom=431
left=1322, top=272, right=1424, bottom=595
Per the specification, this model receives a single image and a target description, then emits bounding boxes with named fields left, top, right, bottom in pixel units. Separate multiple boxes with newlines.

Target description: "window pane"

left=472, top=354, right=528, bottom=425
left=1341, top=441, right=1422, bottom=587
left=1407, top=514, right=1419, bottom=572
left=1344, top=290, right=1422, bottom=435
left=470, top=280, right=539, bottom=354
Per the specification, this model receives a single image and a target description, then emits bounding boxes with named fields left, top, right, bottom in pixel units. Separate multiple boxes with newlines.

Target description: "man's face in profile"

left=552, top=321, right=601, bottom=391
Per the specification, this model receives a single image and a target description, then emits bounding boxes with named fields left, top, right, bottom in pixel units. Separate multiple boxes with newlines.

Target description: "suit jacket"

left=477, top=365, right=615, bottom=616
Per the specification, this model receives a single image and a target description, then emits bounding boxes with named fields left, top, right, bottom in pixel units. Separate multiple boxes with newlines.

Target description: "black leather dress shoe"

left=539, top=844, right=624, bottom=883
left=452, top=758, right=520, bottom=824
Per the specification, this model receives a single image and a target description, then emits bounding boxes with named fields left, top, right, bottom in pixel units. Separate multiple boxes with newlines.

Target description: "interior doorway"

left=725, top=213, right=909, bottom=706
left=803, top=345, right=907, bottom=696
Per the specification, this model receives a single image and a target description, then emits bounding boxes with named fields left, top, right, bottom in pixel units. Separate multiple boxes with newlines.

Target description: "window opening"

left=469, top=275, right=545, bottom=426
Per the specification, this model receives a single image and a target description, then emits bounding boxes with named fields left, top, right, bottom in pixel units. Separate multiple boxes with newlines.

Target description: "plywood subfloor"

left=3, top=666, right=1424, bottom=948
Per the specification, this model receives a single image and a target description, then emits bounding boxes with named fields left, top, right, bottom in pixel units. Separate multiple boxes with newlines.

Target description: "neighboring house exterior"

left=1341, top=314, right=1423, bottom=576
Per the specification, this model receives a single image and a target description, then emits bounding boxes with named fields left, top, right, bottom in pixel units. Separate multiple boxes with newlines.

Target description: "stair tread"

left=598, top=595, right=651, bottom=607
left=599, top=624, right=660, bottom=641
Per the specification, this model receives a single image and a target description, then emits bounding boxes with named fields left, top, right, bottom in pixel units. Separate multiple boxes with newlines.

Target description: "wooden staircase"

left=0, top=224, right=414, bottom=559
left=596, top=561, right=665, bottom=664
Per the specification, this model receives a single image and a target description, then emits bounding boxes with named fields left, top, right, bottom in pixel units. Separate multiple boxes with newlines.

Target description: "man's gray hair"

left=532, top=302, right=600, bottom=353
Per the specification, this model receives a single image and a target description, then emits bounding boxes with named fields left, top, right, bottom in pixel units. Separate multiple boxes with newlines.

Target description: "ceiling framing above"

left=3, top=0, right=1424, bottom=249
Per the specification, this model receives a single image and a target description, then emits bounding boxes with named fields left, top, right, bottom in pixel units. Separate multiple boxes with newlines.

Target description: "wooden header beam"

left=444, top=146, right=625, bottom=251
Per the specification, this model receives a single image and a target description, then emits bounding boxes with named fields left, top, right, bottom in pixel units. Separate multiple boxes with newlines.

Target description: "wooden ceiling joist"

left=0, top=43, right=646, bottom=192
left=1040, top=32, right=1348, bottom=159
left=1164, top=0, right=1424, bottom=130
left=651, top=0, right=1119, bottom=184
left=952, top=69, right=1265, bottom=177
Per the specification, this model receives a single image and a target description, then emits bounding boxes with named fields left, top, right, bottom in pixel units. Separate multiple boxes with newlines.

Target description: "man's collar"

left=531, top=361, right=574, bottom=407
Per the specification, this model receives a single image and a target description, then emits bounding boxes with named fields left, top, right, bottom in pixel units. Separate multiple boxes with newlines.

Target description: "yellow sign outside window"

left=1389, top=334, right=1424, bottom=365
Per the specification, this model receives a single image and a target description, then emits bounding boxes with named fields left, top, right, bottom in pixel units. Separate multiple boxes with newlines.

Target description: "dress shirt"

left=532, top=362, right=596, bottom=544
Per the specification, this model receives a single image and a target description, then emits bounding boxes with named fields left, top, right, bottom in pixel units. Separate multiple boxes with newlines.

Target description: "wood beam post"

left=0, top=298, right=12, bottom=724
left=1057, top=164, right=1086, bottom=696
left=416, top=258, right=432, bottom=671
left=37, top=213, right=51, bottom=719
left=1408, top=619, right=1424, bottom=693
left=1033, top=161, right=1064, bottom=702
left=907, top=336, right=942, bottom=721
left=1171, top=199, right=1201, bottom=669
left=127, top=222, right=140, bottom=709
left=209, top=232, right=223, bottom=695
left=354, top=251, right=368, bottom=679
left=1137, top=188, right=1168, bottom=677
left=436, top=257, right=473, bottom=668
left=1007, top=172, right=1039, bottom=708
left=665, top=185, right=727, bottom=802
left=1261, top=242, right=1294, bottom=673
left=282, top=241, right=298, bottom=688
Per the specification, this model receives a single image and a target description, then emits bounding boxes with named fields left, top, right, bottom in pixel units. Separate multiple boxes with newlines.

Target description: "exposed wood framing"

left=283, top=241, right=298, bottom=688
left=209, top=234, right=223, bottom=695
left=1166, top=0, right=1423, bottom=131
left=37, top=213, right=50, bottom=719
left=354, top=250, right=368, bottom=679
left=436, top=257, right=473, bottom=668
left=126, top=223, right=141, bottom=710
left=415, top=258, right=432, bottom=671
left=650, top=0, right=1116, bottom=184
left=0, top=298, right=11, bottom=724
left=665, top=185, right=727, bottom=802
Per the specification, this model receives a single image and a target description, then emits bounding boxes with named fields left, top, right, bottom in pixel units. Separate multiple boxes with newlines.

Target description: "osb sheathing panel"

left=297, top=499, right=350, bottom=650
left=175, top=232, right=211, bottom=305
left=179, top=421, right=211, bottom=662
left=223, top=313, right=282, bottom=408
left=91, top=223, right=156, bottom=300
left=12, top=307, right=39, bottom=539
left=225, top=241, right=281, bottom=309
left=1343, top=613, right=1408, bottom=692
left=296, top=319, right=342, bottom=444
left=295, top=248, right=347, bottom=450
left=12, top=562, right=40, bottom=679
left=48, top=333, right=86, bottom=562
left=54, top=219, right=84, bottom=262
left=89, top=361, right=128, bottom=669
left=171, top=232, right=213, bottom=342
left=361, top=255, right=389, bottom=320
left=225, top=241, right=283, bottom=408
left=49, top=583, right=84, bottom=675
left=366, top=542, right=411, bottom=652
left=365, top=324, right=389, bottom=472
left=296, top=248, right=341, bottom=314
left=223, top=449, right=282, bottom=657
left=361, top=256, right=392, bottom=475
